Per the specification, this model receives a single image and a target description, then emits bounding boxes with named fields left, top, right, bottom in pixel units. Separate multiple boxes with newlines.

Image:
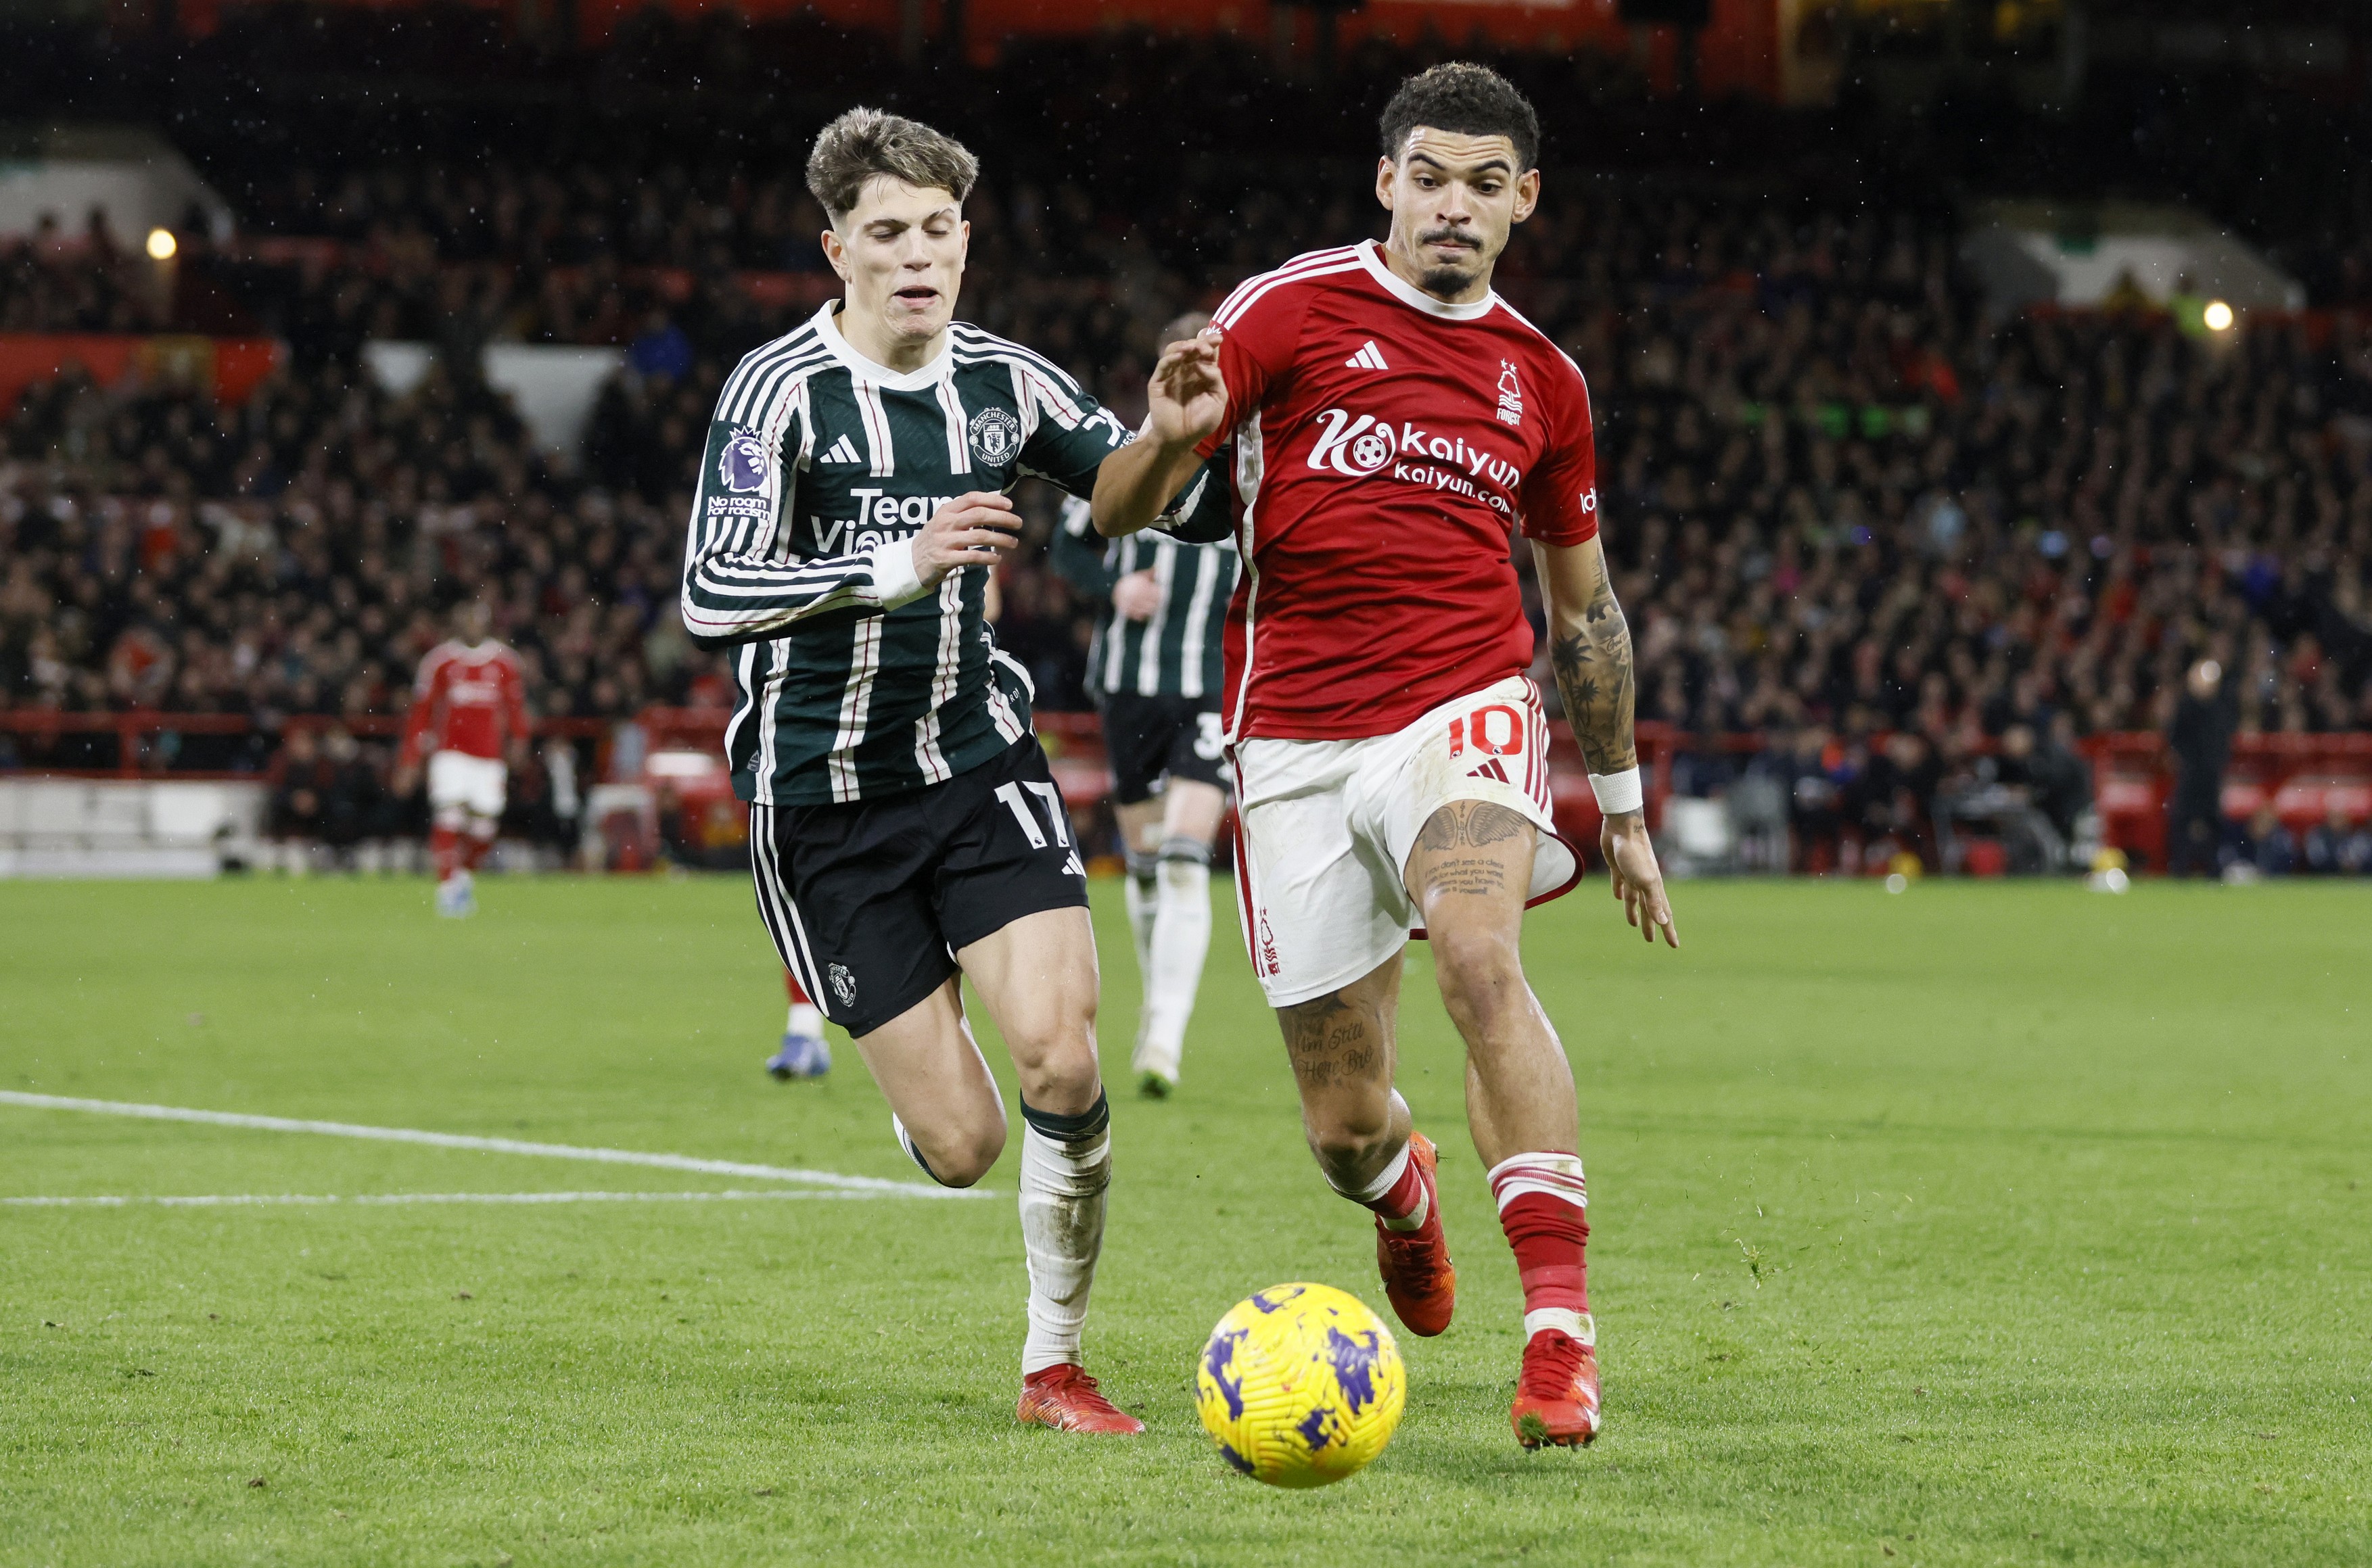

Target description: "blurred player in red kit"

left=396, top=600, right=530, bottom=918
left=1093, top=64, right=1679, bottom=1451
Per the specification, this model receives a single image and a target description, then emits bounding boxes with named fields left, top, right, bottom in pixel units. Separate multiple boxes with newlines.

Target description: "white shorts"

left=1230, top=675, right=1580, bottom=1008
left=427, top=751, right=507, bottom=819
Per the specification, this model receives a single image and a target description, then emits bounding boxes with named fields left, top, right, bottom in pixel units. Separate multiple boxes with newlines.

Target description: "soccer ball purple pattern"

left=1194, top=1282, right=1405, bottom=1487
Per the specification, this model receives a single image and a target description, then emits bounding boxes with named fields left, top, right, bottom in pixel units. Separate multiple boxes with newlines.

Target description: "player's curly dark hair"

left=1378, top=63, right=1541, bottom=172
left=806, top=108, right=980, bottom=223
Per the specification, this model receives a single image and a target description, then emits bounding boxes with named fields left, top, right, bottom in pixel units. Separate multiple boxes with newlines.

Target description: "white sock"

left=1322, top=1108, right=1427, bottom=1231
left=786, top=1003, right=822, bottom=1037
left=1018, top=1107, right=1111, bottom=1375
left=1524, top=1307, right=1595, bottom=1345
left=1133, top=847, right=1211, bottom=1082
left=1121, top=851, right=1157, bottom=982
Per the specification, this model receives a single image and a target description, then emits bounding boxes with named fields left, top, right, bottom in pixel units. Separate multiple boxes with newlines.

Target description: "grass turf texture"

left=1, top=876, right=2367, bottom=1567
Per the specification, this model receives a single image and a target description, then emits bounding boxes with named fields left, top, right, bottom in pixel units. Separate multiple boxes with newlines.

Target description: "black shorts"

left=1098, top=691, right=1227, bottom=806
left=747, top=736, right=1089, bottom=1037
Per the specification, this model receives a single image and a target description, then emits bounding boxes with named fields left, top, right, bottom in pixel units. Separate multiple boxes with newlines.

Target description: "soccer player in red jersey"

left=1092, top=62, right=1679, bottom=1450
left=395, top=600, right=530, bottom=918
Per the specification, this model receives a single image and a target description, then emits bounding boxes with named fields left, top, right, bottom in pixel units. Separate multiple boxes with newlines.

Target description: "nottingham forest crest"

left=968, top=407, right=1023, bottom=467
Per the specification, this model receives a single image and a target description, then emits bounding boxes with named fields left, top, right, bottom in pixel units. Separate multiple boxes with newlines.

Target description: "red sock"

left=1489, top=1154, right=1591, bottom=1327
left=431, top=826, right=461, bottom=882
left=462, top=829, right=493, bottom=872
left=784, top=969, right=812, bottom=1007
left=1351, top=1141, right=1427, bottom=1229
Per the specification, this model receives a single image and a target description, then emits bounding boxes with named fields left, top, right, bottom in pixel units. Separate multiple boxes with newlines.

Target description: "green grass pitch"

left=2, top=872, right=2367, bottom=1566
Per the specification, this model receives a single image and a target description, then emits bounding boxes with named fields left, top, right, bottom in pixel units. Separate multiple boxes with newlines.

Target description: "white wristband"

left=1588, top=767, right=1644, bottom=816
left=867, top=537, right=929, bottom=610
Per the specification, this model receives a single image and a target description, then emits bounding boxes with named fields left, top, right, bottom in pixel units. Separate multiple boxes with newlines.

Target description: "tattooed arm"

left=1538, top=534, right=1637, bottom=776
left=1535, top=536, right=1679, bottom=949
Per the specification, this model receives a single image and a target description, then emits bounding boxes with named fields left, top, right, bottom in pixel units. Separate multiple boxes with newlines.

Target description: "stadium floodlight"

left=145, top=228, right=177, bottom=260
left=2204, top=300, right=2235, bottom=331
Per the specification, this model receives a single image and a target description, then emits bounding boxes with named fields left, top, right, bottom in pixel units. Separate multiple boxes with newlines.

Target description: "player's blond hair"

left=806, top=108, right=980, bottom=224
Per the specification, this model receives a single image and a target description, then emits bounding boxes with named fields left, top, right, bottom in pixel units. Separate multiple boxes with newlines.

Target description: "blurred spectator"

left=2226, top=803, right=2298, bottom=879
left=1989, top=723, right=2067, bottom=873
left=2302, top=806, right=2372, bottom=876
left=1782, top=727, right=1847, bottom=874
left=2167, top=661, right=2239, bottom=878
left=1850, top=730, right=1941, bottom=870
left=2028, top=713, right=2095, bottom=847
left=315, top=726, right=386, bottom=855
left=267, top=727, right=336, bottom=842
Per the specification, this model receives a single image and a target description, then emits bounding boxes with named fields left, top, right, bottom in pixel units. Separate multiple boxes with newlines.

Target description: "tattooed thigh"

left=1416, top=799, right=1534, bottom=851
left=1277, top=990, right=1387, bottom=1091
left=1410, top=801, right=1534, bottom=902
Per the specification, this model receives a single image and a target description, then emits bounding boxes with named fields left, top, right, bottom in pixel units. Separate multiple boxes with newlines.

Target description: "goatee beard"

left=1418, top=264, right=1476, bottom=295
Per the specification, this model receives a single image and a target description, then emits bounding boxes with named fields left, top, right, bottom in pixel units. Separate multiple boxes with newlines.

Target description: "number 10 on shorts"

left=994, top=781, right=1073, bottom=849
left=1447, top=703, right=1526, bottom=759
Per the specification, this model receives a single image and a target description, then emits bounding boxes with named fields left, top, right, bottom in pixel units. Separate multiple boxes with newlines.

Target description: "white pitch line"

left=0, top=1091, right=985, bottom=1199
left=3, top=1189, right=880, bottom=1208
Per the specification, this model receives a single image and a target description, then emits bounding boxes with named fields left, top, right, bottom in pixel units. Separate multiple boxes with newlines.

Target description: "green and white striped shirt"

left=681, top=303, right=1132, bottom=805
left=1050, top=473, right=1237, bottom=701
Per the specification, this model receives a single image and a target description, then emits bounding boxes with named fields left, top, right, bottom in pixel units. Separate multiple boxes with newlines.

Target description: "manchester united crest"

left=968, top=407, right=1023, bottom=467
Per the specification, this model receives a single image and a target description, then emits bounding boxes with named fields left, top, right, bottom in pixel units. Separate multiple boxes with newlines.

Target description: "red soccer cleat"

left=1510, top=1327, right=1601, bottom=1449
left=1017, top=1364, right=1144, bottom=1435
left=1374, top=1131, right=1456, bottom=1337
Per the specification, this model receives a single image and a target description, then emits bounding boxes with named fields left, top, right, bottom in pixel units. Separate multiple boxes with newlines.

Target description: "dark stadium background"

left=3, top=0, right=2370, bottom=881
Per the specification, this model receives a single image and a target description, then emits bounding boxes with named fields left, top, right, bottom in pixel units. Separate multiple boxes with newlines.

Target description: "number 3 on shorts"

left=1194, top=711, right=1225, bottom=761
left=994, top=781, right=1072, bottom=849
left=1447, top=703, right=1525, bottom=760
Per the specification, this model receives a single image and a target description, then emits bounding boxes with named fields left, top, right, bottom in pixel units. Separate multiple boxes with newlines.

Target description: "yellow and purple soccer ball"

left=1193, top=1282, right=1405, bottom=1488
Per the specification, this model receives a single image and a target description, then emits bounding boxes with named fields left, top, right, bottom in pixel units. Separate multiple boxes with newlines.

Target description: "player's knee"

left=1431, top=927, right=1527, bottom=1033
left=1017, top=1039, right=1101, bottom=1112
left=1306, top=1116, right=1388, bottom=1159
left=999, top=993, right=1100, bottom=1078
left=1304, top=1116, right=1397, bottom=1189
left=933, top=1124, right=1006, bottom=1188
left=908, top=1106, right=1006, bottom=1188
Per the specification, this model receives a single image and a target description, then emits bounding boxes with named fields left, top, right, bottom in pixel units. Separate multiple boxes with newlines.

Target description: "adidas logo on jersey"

left=1467, top=756, right=1513, bottom=784
left=820, top=433, right=862, bottom=466
left=1344, top=341, right=1389, bottom=371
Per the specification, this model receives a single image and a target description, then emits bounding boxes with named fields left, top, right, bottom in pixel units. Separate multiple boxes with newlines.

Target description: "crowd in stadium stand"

left=3, top=214, right=179, bottom=335
left=3, top=34, right=2371, bottom=874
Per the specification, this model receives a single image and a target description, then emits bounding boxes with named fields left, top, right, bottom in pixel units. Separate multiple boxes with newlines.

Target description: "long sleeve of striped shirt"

left=1049, top=497, right=1121, bottom=600
left=678, top=398, right=933, bottom=651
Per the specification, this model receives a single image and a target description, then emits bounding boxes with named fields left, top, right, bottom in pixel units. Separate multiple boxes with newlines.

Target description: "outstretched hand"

left=1601, top=811, right=1679, bottom=949
left=1145, top=331, right=1226, bottom=450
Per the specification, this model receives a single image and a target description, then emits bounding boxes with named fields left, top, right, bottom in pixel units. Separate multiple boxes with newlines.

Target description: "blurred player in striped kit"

left=1050, top=312, right=1238, bottom=1098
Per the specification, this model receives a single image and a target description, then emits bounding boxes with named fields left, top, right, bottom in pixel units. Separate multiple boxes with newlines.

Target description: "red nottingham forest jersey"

left=400, top=640, right=530, bottom=765
left=1197, top=239, right=1600, bottom=741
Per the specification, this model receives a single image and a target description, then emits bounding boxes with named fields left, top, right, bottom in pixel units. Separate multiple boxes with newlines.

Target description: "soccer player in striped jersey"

left=678, top=109, right=1224, bottom=1434
left=1049, top=316, right=1238, bottom=1099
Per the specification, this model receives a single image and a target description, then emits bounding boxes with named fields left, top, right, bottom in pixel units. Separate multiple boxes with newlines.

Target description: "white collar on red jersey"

left=1355, top=239, right=1502, bottom=322
left=812, top=301, right=955, bottom=391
